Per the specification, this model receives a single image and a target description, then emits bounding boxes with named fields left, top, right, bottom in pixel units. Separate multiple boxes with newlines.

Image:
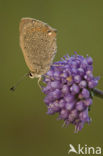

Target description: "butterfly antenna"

left=10, top=72, right=30, bottom=91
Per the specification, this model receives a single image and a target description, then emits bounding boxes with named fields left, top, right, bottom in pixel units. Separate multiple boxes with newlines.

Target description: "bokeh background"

left=0, top=0, right=103, bottom=155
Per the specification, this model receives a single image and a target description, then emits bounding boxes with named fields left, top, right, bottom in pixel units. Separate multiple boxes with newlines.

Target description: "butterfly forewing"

left=19, top=18, right=57, bottom=76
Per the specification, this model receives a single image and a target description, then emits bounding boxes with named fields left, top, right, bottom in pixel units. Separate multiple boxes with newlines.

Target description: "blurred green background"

left=0, top=0, right=103, bottom=155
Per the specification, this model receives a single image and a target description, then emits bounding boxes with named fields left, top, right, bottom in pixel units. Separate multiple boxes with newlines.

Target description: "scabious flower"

left=42, top=53, right=100, bottom=133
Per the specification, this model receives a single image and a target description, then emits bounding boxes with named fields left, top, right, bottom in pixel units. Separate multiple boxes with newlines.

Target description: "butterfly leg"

left=51, top=64, right=64, bottom=67
left=37, top=76, right=42, bottom=90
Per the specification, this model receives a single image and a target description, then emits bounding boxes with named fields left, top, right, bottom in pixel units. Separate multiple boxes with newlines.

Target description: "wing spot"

left=47, top=30, right=52, bottom=36
left=32, top=20, right=36, bottom=24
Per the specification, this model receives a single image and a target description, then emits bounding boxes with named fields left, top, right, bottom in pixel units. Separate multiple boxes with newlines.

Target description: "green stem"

left=92, top=88, right=103, bottom=99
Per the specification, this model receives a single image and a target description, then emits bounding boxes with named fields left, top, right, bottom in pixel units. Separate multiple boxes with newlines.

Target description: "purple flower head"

left=42, top=53, right=99, bottom=133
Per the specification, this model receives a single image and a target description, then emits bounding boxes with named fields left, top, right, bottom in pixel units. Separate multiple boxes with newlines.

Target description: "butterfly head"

left=29, top=72, right=41, bottom=79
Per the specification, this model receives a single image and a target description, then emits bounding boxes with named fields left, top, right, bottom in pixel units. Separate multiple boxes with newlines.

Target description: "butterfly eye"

left=29, top=72, right=35, bottom=78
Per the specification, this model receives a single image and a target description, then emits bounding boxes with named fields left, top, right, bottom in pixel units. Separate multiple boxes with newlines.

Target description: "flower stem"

left=92, top=88, right=103, bottom=99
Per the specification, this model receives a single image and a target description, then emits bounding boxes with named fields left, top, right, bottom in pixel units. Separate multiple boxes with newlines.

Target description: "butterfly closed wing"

left=19, top=17, right=57, bottom=79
